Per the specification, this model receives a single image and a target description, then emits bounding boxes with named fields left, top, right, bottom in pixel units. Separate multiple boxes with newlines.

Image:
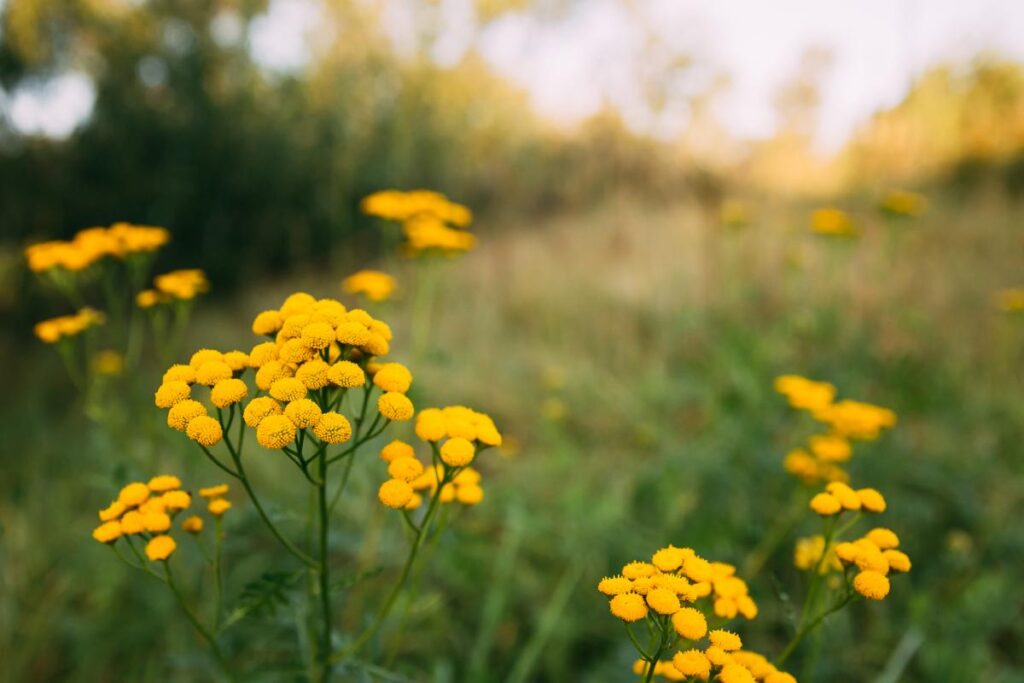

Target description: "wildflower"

left=208, top=499, right=231, bottom=516
left=810, top=208, right=856, bottom=236
left=709, top=630, right=742, bottom=651
left=256, top=414, right=297, bottom=449
left=880, top=189, right=927, bottom=217
left=148, top=475, right=182, bottom=492
left=162, top=490, right=191, bottom=510
left=853, top=570, right=890, bottom=600
left=199, top=485, right=229, bottom=499
left=154, top=269, right=209, bottom=300
left=415, top=408, right=447, bottom=441
left=186, top=416, right=223, bottom=447
left=269, top=378, right=307, bottom=402
left=223, top=350, right=250, bottom=371
left=765, top=673, right=798, bottom=683
left=326, top=360, right=364, bottom=388
left=143, top=511, right=171, bottom=533
left=189, top=349, right=224, bottom=370
left=312, top=412, right=352, bottom=444
left=673, top=650, right=711, bottom=679
left=155, top=381, right=191, bottom=408
left=378, top=392, right=414, bottom=421
left=284, top=399, right=322, bottom=429
left=455, top=484, right=484, bottom=505
left=857, top=488, right=887, bottom=512
left=380, top=440, right=415, bottom=463
left=145, top=535, right=177, bottom=561
left=92, top=521, right=122, bottom=544
left=440, top=437, right=475, bottom=467
left=865, top=528, right=900, bottom=550
left=597, top=576, right=633, bottom=596
left=211, top=378, right=248, bottom=408
left=120, top=511, right=145, bottom=534
left=609, top=592, right=648, bottom=622
left=646, top=588, right=681, bottom=615
left=388, top=457, right=424, bottom=482
left=98, top=500, right=126, bottom=522
left=622, top=561, right=657, bottom=579
left=373, top=363, right=412, bottom=393
left=182, top=516, right=204, bottom=534
left=92, top=350, right=124, bottom=376
left=718, top=663, right=756, bottom=683
left=825, top=482, right=862, bottom=511
left=248, top=342, right=279, bottom=367
left=378, top=479, right=414, bottom=508
left=652, top=545, right=687, bottom=572
left=996, top=288, right=1024, bottom=312
left=118, top=482, right=151, bottom=507
left=162, top=364, right=196, bottom=384
left=342, top=270, right=397, bottom=302
left=809, top=492, right=841, bottom=516
left=671, top=606, right=707, bottom=640
left=195, top=360, right=233, bottom=386
left=884, top=550, right=912, bottom=573
left=808, top=434, right=851, bottom=462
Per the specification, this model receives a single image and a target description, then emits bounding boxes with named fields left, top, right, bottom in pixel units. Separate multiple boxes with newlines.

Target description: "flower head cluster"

left=377, top=406, right=501, bottom=510
left=361, top=189, right=476, bottom=255
left=810, top=208, right=856, bottom=237
left=138, top=269, right=210, bottom=307
left=25, top=223, right=170, bottom=272
left=91, top=475, right=229, bottom=561
left=33, top=308, right=105, bottom=343
left=776, top=375, right=896, bottom=484
left=793, top=535, right=842, bottom=574
left=879, top=189, right=927, bottom=218
left=342, top=270, right=397, bottom=302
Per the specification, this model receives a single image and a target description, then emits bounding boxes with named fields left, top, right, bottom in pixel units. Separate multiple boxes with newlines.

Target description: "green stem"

left=317, top=438, right=333, bottom=682
left=164, top=561, right=231, bottom=676
left=214, top=517, right=224, bottom=631
left=775, top=593, right=855, bottom=666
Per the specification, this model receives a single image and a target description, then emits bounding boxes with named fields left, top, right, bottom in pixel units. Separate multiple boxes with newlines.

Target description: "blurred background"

left=2, top=0, right=1023, bottom=681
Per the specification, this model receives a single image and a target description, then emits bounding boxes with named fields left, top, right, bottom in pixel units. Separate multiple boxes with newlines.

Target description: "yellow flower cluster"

left=138, top=269, right=210, bottom=307
left=776, top=375, right=897, bottom=484
left=879, top=189, right=927, bottom=217
left=25, top=223, right=170, bottom=272
left=601, top=547, right=796, bottom=682
left=792, top=535, right=842, bottom=574
left=342, top=269, right=397, bottom=302
left=33, top=308, right=105, bottom=343
left=377, top=405, right=501, bottom=510
left=803, top=483, right=910, bottom=601
left=995, top=288, right=1024, bottom=312
left=91, top=475, right=229, bottom=561
left=361, top=189, right=476, bottom=255
left=810, top=208, right=856, bottom=237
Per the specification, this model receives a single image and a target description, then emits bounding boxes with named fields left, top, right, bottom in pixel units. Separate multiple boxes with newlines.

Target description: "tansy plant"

left=109, top=291, right=502, bottom=681
left=27, top=223, right=206, bottom=391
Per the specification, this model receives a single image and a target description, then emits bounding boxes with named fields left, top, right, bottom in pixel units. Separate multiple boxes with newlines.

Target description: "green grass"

left=2, top=190, right=1023, bottom=681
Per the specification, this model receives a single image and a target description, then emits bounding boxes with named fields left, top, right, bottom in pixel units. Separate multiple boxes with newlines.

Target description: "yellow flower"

left=199, top=484, right=229, bottom=499
left=336, top=321, right=371, bottom=346
left=155, top=381, right=191, bottom=408
left=154, top=269, right=209, bottom=300
left=182, top=516, right=204, bottom=534
left=342, top=270, right=397, bottom=302
left=440, top=437, right=475, bottom=467
left=456, top=484, right=484, bottom=505
left=388, top=457, right=425, bottom=482
left=162, top=490, right=191, bottom=510
left=672, top=650, right=711, bottom=680
left=92, top=520, right=122, bottom=544
left=809, top=492, right=842, bottom=516
left=372, top=363, right=412, bottom=393
left=718, top=663, right=756, bottom=683
left=326, top=360, right=365, bottom=388
left=810, top=207, right=856, bottom=236
left=296, top=359, right=330, bottom=389
left=709, top=629, right=742, bottom=652
left=120, top=511, right=145, bottom=534
left=378, top=392, right=414, bottom=421
left=622, top=561, right=657, bottom=579
left=313, top=412, right=352, bottom=444
left=256, top=415, right=297, bottom=449
left=682, top=555, right=713, bottom=582
left=195, top=360, right=233, bottom=386
left=996, top=288, right=1024, bottom=312
left=186, top=415, right=223, bottom=447
left=284, top=399, right=322, bottom=429
left=808, top=434, right=851, bottom=462
left=223, top=350, right=250, bottom=371
left=853, top=570, right=890, bottom=600
left=646, top=588, right=681, bottom=615
left=147, top=475, right=182, bottom=492
left=145, top=535, right=177, bottom=561
left=143, top=511, right=172, bottom=533
left=597, top=576, right=633, bottom=596
left=189, top=348, right=224, bottom=370
left=880, top=189, right=927, bottom=217
left=884, top=549, right=912, bottom=573
left=270, top=377, right=307, bottom=402
left=765, top=672, right=798, bottom=683
left=92, top=349, right=124, bottom=376
left=211, top=378, right=248, bottom=408
left=609, top=593, right=647, bottom=622
left=208, top=498, right=232, bottom=516
left=652, top=545, right=687, bottom=572
left=671, top=606, right=707, bottom=639
left=415, top=408, right=447, bottom=441
left=252, top=310, right=283, bottom=336
left=118, top=482, right=151, bottom=507
left=379, top=439, right=414, bottom=463
left=857, top=488, right=887, bottom=512
left=167, top=400, right=207, bottom=431
left=248, top=342, right=279, bottom=367
left=255, top=361, right=293, bottom=391
left=242, top=396, right=281, bottom=428
left=865, top=528, right=900, bottom=550
left=301, top=321, right=335, bottom=351
left=826, top=482, right=862, bottom=511
left=378, top=478, right=414, bottom=508
left=98, top=500, right=126, bottom=522
left=162, top=364, right=196, bottom=384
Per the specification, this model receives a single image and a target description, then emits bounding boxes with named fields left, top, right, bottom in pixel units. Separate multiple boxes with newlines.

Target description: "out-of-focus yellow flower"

left=720, top=199, right=751, bottom=229
left=361, top=190, right=476, bottom=256
left=92, top=349, right=124, bottom=376
left=25, top=223, right=170, bottom=274
left=33, top=308, right=105, bottom=344
left=810, top=208, right=856, bottom=236
left=154, top=269, right=209, bottom=301
left=879, top=189, right=927, bottom=217
left=145, top=535, right=177, bottom=561
left=995, top=288, right=1024, bottom=312
left=342, top=270, right=397, bottom=302
left=794, top=535, right=842, bottom=573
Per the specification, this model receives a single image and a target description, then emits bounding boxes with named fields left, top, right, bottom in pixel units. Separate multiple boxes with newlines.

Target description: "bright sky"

left=4, top=0, right=1024, bottom=151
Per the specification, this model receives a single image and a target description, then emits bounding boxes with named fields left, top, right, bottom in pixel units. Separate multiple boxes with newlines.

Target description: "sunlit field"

left=3, top=1, right=1024, bottom=682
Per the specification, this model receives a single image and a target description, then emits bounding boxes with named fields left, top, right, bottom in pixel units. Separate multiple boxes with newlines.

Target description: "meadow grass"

left=2, top=189, right=1023, bottom=681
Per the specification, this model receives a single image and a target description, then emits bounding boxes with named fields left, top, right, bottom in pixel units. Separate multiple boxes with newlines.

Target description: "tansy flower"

left=211, top=378, right=248, bottom=408
left=147, top=475, right=181, bottom=492
left=162, top=490, right=191, bottom=510
left=378, top=392, right=414, bottom=421
left=857, top=488, right=887, bottom=512
left=380, top=440, right=415, bottom=462
left=388, top=457, right=424, bottom=482
left=378, top=479, right=414, bottom=508
left=765, top=673, right=798, bottom=683
left=455, top=484, right=484, bottom=505
left=704, top=646, right=732, bottom=667
left=327, top=361, right=365, bottom=388
left=243, top=396, right=281, bottom=427
left=92, top=521, right=122, bottom=544
left=826, top=482, right=862, bottom=510
left=682, top=555, right=713, bottom=582
left=866, top=528, right=900, bottom=550
left=118, top=482, right=150, bottom=507
left=440, top=437, right=475, bottom=467
left=342, top=269, right=397, bottom=302
left=168, top=400, right=207, bottom=431
left=718, top=663, right=756, bottom=683
left=194, top=360, right=232, bottom=386
left=609, top=593, right=648, bottom=622
left=119, top=511, right=144, bottom=534
left=145, top=535, right=177, bottom=561
left=284, top=399, right=322, bottom=429
left=597, top=576, right=632, bottom=596
left=186, top=416, right=223, bottom=447
left=652, top=545, right=687, bottom=572
left=143, top=511, right=172, bottom=533
left=884, top=550, right=912, bottom=573
left=256, top=415, right=297, bottom=449
left=373, top=363, right=412, bottom=393
left=809, top=492, right=841, bottom=516
left=336, top=321, right=371, bottom=346
left=673, top=650, right=711, bottom=679
left=208, top=499, right=231, bottom=516
left=222, top=350, right=250, bottom=371
left=622, top=561, right=657, bottom=579
left=248, top=342, right=279, bottom=367
left=671, top=606, right=707, bottom=639
left=98, top=500, right=126, bottom=522
left=155, top=381, right=191, bottom=408
left=415, top=408, right=447, bottom=441
left=853, top=570, right=890, bottom=600
left=313, top=412, right=352, bottom=444
left=199, top=484, right=229, bottom=499
left=709, top=630, right=742, bottom=651
left=162, top=364, right=196, bottom=384
left=296, top=359, right=331, bottom=389
left=270, top=377, right=307, bottom=402
left=182, top=516, right=204, bottom=534
left=645, top=588, right=681, bottom=615
left=255, top=362, right=292, bottom=391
